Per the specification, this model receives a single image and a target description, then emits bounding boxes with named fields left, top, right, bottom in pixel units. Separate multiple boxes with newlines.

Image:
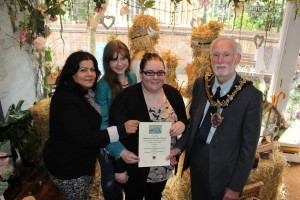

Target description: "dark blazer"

left=109, top=82, right=188, bottom=183
left=179, top=74, right=262, bottom=195
left=43, top=86, right=125, bottom=180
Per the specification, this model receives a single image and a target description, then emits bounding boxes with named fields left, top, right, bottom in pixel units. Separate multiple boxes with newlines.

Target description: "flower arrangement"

left=4, top=0, right=70, bottom=48
left=32, top=37, right=59, bottom=97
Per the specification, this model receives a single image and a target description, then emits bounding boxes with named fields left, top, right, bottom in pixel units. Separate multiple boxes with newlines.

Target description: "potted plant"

left=0, top=100, right=42, bottom=167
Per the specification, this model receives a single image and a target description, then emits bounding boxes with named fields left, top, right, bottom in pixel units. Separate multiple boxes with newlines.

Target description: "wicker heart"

left=101, top=16, right=115, bottom=30
left=254, top=35, right=264, bottom=49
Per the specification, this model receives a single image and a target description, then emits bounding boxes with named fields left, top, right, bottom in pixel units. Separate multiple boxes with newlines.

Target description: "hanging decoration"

left=100, top=16, right=116, bottom=30
left=254, top=34, right=264, bottom=49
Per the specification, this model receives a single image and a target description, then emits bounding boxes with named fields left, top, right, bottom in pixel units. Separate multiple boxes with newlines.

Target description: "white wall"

left=0, top=1, right=36, bottom=117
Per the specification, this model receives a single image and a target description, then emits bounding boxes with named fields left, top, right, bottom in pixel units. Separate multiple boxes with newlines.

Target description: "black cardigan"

left=109, top=83, right=188, bottom=174
left=43, top=86, right=125, bottom=179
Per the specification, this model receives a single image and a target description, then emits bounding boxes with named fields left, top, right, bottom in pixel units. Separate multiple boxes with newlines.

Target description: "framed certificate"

left=138, top=122, right=172, bottom=167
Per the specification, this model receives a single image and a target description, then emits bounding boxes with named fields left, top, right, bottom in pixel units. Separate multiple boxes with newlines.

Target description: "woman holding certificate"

left=109, top=53, right=188, bottom=200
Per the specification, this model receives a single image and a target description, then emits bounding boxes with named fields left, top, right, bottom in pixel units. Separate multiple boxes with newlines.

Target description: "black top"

left=109, top=83, right=188, bottom=174
left=43, top=86, right=126, bottom=179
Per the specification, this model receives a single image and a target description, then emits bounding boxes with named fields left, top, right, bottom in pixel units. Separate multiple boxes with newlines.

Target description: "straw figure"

left=128, top=14, right=160, bottom=81
left=162, top=50, right=181, bottom=91
left=184, top=20, right=224, bottom=101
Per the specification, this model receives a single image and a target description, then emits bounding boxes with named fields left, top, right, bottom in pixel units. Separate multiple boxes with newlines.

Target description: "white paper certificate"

left=138, top=122, right=172, bottom=167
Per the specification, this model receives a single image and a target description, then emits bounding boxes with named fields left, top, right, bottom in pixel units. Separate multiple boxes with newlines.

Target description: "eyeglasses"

left=212, top=52, right=235, bottom=60
left=141, top=70, right=166, bottom=76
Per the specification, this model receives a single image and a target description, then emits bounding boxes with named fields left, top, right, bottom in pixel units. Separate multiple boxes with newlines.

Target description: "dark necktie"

left=197, top=86, right=221, bottom=144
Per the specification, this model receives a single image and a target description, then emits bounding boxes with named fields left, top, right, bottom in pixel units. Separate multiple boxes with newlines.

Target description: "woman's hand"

left=124, top=120, right=139, bottom=134
left=120, top=149, right=140, bottom=164
left=115, top=171, right=129, bottom=184
left=169, top=121, right=185, bottom=137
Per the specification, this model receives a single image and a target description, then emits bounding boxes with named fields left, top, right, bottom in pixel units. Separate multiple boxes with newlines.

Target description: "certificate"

left=138, top=122, right=172, bottom=167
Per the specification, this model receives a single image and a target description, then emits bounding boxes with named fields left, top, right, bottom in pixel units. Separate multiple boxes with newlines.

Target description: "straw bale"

left=247, top=148, right=287, bottom=200
left=163, top=151, right=192, bottom=200
left=29, top=98, right=51, bottom=143
left=89, top=160, right=104, bottom=200
left=163, top=148, right=287, bottom=200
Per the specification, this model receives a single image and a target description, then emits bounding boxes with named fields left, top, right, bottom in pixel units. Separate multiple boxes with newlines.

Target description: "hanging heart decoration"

left=263, top=46, right=273, bottom=70
left=100, top=16, right=115, bottom=30
left=254, top=34, right=264, bottom=49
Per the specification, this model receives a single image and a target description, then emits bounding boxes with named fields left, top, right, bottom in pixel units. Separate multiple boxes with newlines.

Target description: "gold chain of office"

left=204, top=73, right=250, bottom=108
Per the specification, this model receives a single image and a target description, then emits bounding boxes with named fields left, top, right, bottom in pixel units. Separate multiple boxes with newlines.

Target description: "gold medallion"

left=210, top=112, right=224, bottom=128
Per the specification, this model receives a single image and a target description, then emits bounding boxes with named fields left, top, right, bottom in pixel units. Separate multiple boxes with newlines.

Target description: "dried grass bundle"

left=162, top=51, right=179, bottom=90
left=184, top=56, right=211, bottom=99
left=29, top=98, right=51, bottom=143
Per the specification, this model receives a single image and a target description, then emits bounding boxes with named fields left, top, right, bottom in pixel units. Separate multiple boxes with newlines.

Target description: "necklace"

left=204, top=73, right=251, bottom=127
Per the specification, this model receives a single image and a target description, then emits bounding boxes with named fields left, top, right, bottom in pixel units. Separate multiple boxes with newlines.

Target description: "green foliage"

left=93, top=0, right=107, bottom=8
left=0, top=101, right=42, bottom=165
left=227, top=0, right=284, bottom=31
left=286, top=87, right=300, bottom=122
left=144, top=0, right=156, bottom=8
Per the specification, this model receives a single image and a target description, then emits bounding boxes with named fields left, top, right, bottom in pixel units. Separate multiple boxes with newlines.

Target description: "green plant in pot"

left=0, top=100, right=42, bottom=167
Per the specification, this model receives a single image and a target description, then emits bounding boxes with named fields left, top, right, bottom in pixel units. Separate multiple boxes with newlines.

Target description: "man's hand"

left=115, top=171, right=129, bottom=184
left=124, top=120, right=139, bottom=134
left=223, top=187, right=239, bottom=200
left=120, top=149, right=140, bottom=164
left=166, top=147, right=181, bottom=166
left=169, top=121, right=185, bottom=137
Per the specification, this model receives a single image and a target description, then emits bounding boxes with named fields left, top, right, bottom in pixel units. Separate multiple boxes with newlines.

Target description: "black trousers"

left=189, top=141, right=224, bottom=200
left=123, top=172, right=167, bottom=200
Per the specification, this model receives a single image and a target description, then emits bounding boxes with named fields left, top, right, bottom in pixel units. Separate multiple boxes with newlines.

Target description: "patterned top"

left=147, top=98, right=177, bottom=183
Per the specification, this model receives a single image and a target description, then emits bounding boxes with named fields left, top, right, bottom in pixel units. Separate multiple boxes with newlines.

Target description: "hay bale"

left=29, top=98, right=51, bottom=143
left=163, top=151, right=192, bottom=200
left=163, top=148, right=287, bottom=200
left=89, top=160, right=104, bottom=200
left=247, top=148, right=287, bottom=200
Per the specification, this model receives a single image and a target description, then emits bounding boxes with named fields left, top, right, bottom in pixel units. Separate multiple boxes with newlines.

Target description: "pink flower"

left=49, top=15, right=58, bottom=22
left=19, top=29, right=30, bottom=46
left=95, top=7, right=105, bottom=14
left=198, top=0, right=209, bottom=7
left=37, top=6, right=46, bottom=14
left=33, top=37, right=46, bottom=50
left=120, top=6, right=131, bottom=16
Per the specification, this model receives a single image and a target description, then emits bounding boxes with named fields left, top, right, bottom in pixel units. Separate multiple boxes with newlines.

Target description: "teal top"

left=95, top=71, right=137, bottom=158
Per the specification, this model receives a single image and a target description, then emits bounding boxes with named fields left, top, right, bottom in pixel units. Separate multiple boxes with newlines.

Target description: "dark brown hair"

left=56, top=50, right=100, bottom=93
left=140, top=52, right=165, bottom=71
left=103, top=40, right=131, bottom=99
